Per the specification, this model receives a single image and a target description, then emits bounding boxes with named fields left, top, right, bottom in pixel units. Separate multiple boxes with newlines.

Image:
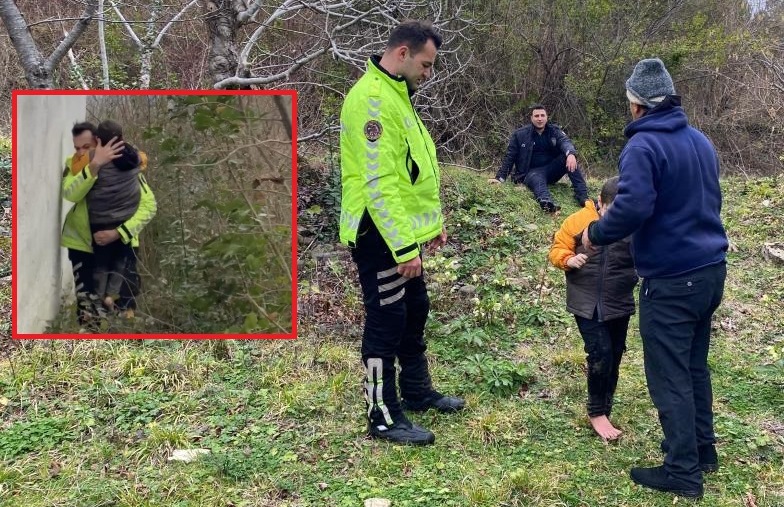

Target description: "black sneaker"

left=660, top=440, right=719, bottom=473
left=367, top=420, right=435, bottom=445
left=630, top=466, right=703, bottom=498
left=539, top=200, right=561, bottom=214
left=402, top=392, right=465, bottom=413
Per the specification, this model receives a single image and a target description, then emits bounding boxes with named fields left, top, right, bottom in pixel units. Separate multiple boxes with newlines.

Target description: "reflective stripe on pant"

left=352, top=222, right=432, bottom=424
left=639, top=262, right=726, bottom=486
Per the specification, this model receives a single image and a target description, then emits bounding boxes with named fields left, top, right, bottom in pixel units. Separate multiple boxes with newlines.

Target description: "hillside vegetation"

left=1, top=167, right=783, bottom=506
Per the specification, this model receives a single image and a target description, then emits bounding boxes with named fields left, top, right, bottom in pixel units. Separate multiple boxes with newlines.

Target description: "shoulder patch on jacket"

left=364, top=120, right=383, bottom=141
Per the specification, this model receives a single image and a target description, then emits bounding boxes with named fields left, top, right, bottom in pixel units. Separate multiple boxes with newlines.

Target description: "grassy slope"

left=1, top=167, right=782, bottom=507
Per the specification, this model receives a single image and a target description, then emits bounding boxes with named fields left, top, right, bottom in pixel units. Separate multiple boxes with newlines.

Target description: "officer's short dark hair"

left=72, top=121, right=96, bottom=137
left=96, top=119, right=124, bottom=146
left=387, top=20, right=442, bottom=53
left=529, top=103, right=547, bottom=116
left=601, top=176, right=620, bottom=205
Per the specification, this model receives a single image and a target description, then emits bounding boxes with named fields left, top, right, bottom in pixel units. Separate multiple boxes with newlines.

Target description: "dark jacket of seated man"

left=495, top=122, right=576, bottom=184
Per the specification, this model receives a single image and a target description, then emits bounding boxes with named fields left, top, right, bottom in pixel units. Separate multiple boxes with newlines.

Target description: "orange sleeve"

left=70, top=152, right=89, bottom=175
left=548, top=205, right=598, bottom=270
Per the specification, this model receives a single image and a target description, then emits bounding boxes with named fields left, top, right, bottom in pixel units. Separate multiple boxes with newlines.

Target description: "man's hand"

left=566, top=153, right=578, bottom=172
left=89, top=136, right=125, bottom=174
left=428, top=225, right=447, bottom=251
left=487, top=178, right=502, bottom=184
left=566, top=253, right=588, bottom=269
left=94, top=229, right=121, bottom=246
left=397, top=256, right=422, bottom=278
left=581, top=227, right=596, bottom=252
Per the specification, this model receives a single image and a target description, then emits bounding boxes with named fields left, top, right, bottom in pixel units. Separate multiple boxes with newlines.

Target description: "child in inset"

left=86, top=120, right=141, bottom=310
left=548, top=176, right=638, bottom=440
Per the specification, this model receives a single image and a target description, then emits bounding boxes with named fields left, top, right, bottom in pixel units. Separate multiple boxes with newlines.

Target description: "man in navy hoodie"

left=582, top=58, right=728, bottom=498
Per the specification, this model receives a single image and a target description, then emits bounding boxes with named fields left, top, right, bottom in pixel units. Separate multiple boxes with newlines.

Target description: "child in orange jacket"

left=549, top=176, right=638, bottom=440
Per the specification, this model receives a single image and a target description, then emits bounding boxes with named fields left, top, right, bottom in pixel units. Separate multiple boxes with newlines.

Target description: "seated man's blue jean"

left=522, top=154, right=589, bottom=205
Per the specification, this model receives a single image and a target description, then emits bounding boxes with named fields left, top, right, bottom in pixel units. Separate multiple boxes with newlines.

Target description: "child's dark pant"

left=91, top=222, right=136, bottom=303
left=574, top=311, right=630, bottom=417
left=116, top=247, right=140, bottom=310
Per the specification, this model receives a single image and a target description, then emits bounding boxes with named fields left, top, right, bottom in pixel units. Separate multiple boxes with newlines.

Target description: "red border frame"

left=11, top=89, right=298, bottom=340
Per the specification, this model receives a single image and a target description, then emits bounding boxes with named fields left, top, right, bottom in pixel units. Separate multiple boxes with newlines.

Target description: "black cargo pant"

left=575, top=311, right=630, bottom=417
left=67, top=248, right=102, bottom=325
left=639, top=262, right=726, bottom=488
left=351, top=225, right=434, bottom=428
left=521, top=154, right=589, bottom=204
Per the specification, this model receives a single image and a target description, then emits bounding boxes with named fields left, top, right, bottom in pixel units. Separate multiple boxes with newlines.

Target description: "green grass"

left=1, top=168, right=783, bottom=506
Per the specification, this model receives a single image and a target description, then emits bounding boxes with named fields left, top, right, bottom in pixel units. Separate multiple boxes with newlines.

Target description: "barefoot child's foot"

left=103, top=296, right=115, bottom=310
left=590, top=415, right=622, bottom=440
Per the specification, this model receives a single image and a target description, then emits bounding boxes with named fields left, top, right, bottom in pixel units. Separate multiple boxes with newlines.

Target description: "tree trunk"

left=139, top=47, right=153, bottom=89
left=202, top=0, right=242, bottom=86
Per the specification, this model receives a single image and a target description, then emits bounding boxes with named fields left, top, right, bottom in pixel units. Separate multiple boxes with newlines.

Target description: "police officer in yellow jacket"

left=62, top=122, right=157, bottom=325
left=340, top=21, right=464, bottom=445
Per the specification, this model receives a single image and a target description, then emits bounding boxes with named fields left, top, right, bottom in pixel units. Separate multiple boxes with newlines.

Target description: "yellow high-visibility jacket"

left=339, top=56, right=443, bottom=263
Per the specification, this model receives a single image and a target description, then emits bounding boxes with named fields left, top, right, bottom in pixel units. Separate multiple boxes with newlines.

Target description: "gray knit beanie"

left=625, top=58, right=675, bottom=108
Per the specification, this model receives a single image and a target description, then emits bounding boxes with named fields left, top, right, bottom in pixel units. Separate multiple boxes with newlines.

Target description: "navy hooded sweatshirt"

left=588, top=96, right=728, bottom=278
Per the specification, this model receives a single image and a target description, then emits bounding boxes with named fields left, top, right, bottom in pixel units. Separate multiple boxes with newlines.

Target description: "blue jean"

left=639, top=262, right=726, bottom=487
left=522, top=154, right=589, bottom=203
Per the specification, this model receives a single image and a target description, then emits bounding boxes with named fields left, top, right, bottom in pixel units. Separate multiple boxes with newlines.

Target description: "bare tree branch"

left=214, top=46, right=328, bottom=88
left=0, top=0, right=99, bottom=88
left=109, top=0, right=143, bottom=47
left=98, top=0, right=110, bottom=88
left=154, top=0, right=199, bottom=47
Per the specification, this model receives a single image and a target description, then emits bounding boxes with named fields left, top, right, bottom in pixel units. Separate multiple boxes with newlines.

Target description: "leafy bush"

left=463, top=353, right=534, bottom=396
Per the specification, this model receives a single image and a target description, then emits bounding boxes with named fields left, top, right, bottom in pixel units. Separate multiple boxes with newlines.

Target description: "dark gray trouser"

left=522, top=154, right=589, bottom=203
left=351, top=225, right=433, bottom=427
left=639, top=262, right=726, bottom=487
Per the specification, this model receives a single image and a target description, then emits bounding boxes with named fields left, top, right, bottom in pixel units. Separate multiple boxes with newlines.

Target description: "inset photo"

left=13, top=91, right=296, bottom=338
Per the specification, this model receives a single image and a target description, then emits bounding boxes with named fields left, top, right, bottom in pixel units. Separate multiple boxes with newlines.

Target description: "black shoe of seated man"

left=660, top=440, right=719, bottom=473
left=539, top=200, right=560, bottom=214
left=367, top=419, right=435, bottom=445
left=630, top=466, right=703, bottom=498
left=402, top=391, right=466, bottom=413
